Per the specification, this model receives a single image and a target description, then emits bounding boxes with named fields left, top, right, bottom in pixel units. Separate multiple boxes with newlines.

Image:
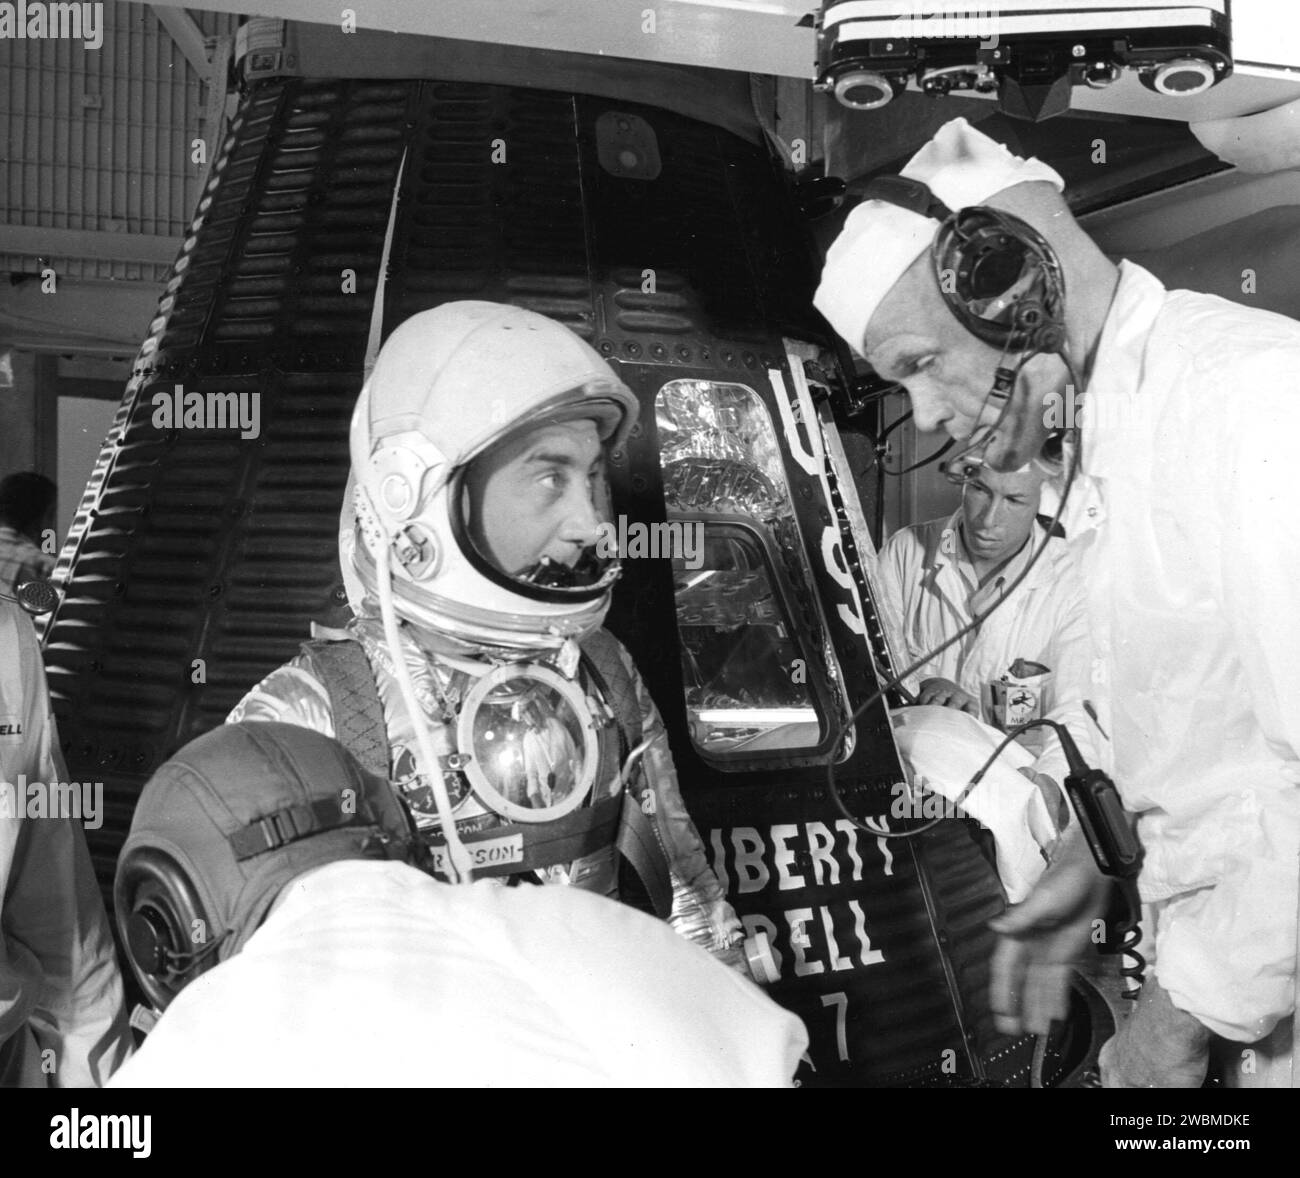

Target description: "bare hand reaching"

left=988, top=826, right=1110, bottom=1036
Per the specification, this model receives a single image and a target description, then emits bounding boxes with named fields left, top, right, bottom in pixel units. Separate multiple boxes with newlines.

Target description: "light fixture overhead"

left=813, top=1, right=1233, bottom=121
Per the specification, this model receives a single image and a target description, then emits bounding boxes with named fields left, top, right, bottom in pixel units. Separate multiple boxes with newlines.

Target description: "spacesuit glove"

left=714, top=939, right=754, bottom=979
left=1098, top=975, right=1211, bottom=1088
left=988, top=824, right=1109, bottom=1036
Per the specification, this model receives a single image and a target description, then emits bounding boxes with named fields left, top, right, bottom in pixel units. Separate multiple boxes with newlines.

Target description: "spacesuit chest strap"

left=298, top=638, right=390, bottom=779
left=578, top=628, right=642, bottom=752
left=579, top=630, right=673, bottom=919
left=613, top=793, right=674, bottom=919
left=429, top=795, right=624, bottom=877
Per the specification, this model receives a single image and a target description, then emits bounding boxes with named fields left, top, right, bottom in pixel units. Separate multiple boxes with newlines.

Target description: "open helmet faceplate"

left=344, top=302, right=639, bottom=655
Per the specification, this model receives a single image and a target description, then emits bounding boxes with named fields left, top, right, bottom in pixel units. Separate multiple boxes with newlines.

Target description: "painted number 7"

left=820, top=991, right=849, bottom=1064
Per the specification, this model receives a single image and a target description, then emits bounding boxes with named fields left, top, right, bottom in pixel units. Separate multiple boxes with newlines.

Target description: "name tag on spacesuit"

left=0, top=717, right=23, bottom=738
left=429, top=833, right=524, bottom=874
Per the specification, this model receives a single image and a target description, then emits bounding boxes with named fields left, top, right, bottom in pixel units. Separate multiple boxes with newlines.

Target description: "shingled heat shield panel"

left=42, top=79, right=416, bottom=887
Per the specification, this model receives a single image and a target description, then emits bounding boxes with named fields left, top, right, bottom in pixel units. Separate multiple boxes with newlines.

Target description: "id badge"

left=989, top=659, right=1052, bottom=732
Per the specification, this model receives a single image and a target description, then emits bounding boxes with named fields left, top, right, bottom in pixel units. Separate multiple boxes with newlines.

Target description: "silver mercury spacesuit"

left=229, top=301, right=745, bottom=963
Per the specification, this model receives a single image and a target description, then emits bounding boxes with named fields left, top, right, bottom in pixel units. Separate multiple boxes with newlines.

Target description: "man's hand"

left=1098, top=975, right=1211, bottom=1088
left=988, top=826, right=1110, bottom=1036
left=917, top=677, right=981, bottom=716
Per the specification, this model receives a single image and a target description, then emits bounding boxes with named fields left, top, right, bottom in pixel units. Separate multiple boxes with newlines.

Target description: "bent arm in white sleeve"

left=1198, top=378, right=1300, bottom=1040
left=0, top=607, right=131, bottom=1087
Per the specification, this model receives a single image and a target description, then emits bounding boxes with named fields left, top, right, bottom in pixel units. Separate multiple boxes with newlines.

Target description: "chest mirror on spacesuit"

left=454, top=661, right=603, bottom=823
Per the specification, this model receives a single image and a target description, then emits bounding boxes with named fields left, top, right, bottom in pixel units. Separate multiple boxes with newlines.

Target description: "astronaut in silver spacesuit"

left=229, top=301, right=746, bottom=965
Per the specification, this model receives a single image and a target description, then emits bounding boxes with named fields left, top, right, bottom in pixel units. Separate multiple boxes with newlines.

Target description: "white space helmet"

left=345, top=301, right=639, bottom=654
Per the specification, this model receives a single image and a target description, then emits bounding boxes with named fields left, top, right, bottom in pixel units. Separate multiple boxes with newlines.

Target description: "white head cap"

left=813, top=118, right=1065, bottom=355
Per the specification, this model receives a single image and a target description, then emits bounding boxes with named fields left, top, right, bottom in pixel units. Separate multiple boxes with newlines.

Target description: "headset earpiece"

left=850, top=176, right=1067, bottom=356
left=116, top=845, right=222, bottom=1012
left=124, top=902, right=175, bottom=976
left=933, top=205, right=1065, bottom=353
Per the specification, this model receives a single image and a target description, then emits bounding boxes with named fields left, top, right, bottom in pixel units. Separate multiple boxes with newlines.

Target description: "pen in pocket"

left=1083, top=699, right=1109, bottom=741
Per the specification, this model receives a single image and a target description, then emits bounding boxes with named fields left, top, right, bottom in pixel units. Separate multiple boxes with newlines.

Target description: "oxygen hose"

left=354, top=486, right=476, bottom=885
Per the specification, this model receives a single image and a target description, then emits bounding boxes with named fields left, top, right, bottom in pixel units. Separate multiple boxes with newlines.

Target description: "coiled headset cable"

left=824, top=346, right=1085, bottom=829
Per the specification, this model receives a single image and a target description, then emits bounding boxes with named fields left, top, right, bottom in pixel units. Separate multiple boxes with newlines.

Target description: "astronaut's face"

left=863, top=253, right=1067, bottom=474
left=464, top=419, right=609, bottom=577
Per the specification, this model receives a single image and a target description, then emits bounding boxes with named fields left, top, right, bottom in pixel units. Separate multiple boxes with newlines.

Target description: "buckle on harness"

left=231, top=799, right=344, bottom=861
left=259, top=809, right=301, bottom=850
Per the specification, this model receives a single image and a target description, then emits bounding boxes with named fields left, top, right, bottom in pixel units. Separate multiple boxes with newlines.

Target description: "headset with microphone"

left=849, top=172, right=1071, bottom=480
left=826, top=175, right=1144, bottom=990
left=853, top=173, right=1067, bottom=356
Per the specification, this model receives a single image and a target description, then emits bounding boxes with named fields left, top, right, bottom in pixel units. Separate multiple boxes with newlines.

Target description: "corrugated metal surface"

left=384, top=84, right=592, bottom=334
left=0, top=1, right=240, bottom=281
left=42, top=77, right=415, bottom=890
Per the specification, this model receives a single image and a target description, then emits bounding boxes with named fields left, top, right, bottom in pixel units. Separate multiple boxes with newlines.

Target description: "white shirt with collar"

left=876, top=508, right=1103, bottom=791
left=1050, top=258, right=1300, bottom=1044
